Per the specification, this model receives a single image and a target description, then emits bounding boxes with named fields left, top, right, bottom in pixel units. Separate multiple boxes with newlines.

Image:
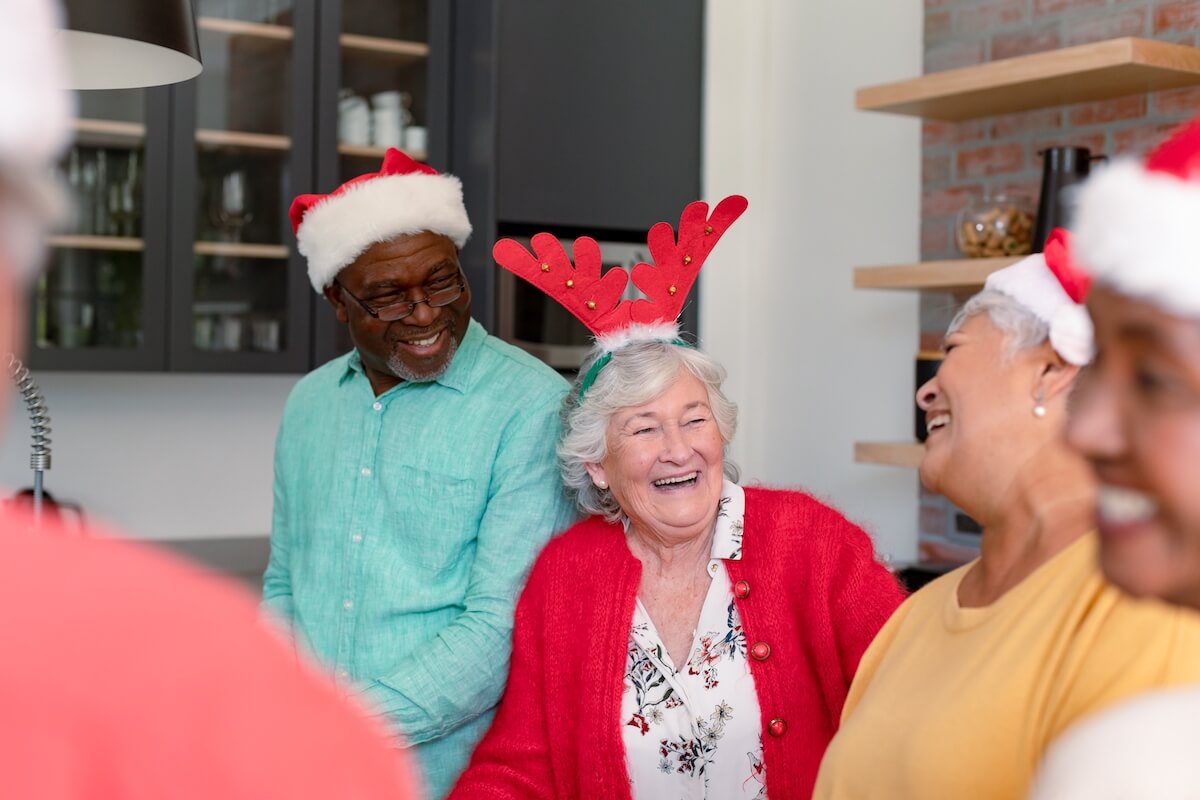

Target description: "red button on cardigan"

left=734, top=579, right=750, bottom=598
left=768, top=717, right=788, bottom=738
left=750, top=641, right=771, bottom=661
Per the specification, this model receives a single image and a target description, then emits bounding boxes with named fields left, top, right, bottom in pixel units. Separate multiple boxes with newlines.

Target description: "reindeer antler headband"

left=493, top=195, right=749, bottom=398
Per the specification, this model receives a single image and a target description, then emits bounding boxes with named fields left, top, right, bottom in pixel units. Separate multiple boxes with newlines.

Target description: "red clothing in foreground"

left=451, top=486, right=907, bottom=799
left=0, top=506, right=415, bottom=799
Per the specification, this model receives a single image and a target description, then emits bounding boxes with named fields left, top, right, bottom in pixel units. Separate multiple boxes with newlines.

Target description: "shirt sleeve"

left=261, top=409, right=295, bottom=635
left=829, top=518, right=908, bottom=688
left=446, top=555, right=557, bottom=798
left=349, top=390, right=578, bottom=744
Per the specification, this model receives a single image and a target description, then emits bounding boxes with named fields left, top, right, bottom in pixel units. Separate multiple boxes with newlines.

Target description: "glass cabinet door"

left=169, top=0, right=315, bottom=372
left=312, top=0, right=445, bottom=365
left=31, top=89, right=170, bottom=370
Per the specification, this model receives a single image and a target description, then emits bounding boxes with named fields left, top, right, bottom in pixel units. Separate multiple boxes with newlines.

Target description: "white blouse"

left=621, top=481, right=767, bottom=800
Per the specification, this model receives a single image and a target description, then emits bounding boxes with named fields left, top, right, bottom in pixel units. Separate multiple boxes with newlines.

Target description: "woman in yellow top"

left=812, top=235, right=1200, bottom=800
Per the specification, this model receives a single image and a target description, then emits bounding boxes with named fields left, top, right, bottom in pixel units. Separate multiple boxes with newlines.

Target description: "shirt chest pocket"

left=378, top=464, right=480, bottom=574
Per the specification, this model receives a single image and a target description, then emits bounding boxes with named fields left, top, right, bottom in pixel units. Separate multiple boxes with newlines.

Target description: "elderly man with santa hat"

left=0, top=2, right=417, bottom=797
left=264, top=149, right=576, bottom=798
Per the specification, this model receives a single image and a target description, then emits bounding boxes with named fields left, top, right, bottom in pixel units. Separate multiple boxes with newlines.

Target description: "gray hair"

left=947, top=289, right=1049, bottom=359
left=559, top=340, right=739, bottom=522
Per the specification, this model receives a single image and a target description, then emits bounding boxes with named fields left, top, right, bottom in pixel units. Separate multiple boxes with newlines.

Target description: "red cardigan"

left=449, top=487, right=906, bottom=799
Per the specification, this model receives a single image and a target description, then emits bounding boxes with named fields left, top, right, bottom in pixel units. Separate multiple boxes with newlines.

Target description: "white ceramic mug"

left=404, top=126, right=428, bottom=155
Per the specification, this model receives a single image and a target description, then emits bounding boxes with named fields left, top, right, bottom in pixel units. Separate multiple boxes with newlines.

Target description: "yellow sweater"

left=813, top=533, right=1200, bottom=800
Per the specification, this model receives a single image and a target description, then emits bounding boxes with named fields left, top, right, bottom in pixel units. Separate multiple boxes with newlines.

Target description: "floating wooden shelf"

left=46, top=235, right=144, bottom=252
left=855, top=441, right=924, bottom=469
left=72, top=118, right=146, bottom=145
left=196, top=129, right=291, bottom=151
left=854, top=257, right=1017, bottom=291
left=194, top=241, right=290, bottom=259
left=197, top=16, right=293, bottom=41
left=337, top=143, right=427, bottom=161
left=340, top=33, right=429, bottom=61
left=857, top=37, right=1200, bottom=121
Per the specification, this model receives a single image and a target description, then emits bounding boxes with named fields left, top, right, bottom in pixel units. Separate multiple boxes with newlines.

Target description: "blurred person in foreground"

left=0, top=2, right=416, bottom=797
left=449, top=196, right=906, bottom=799
left=1030, top=116, right=1200, bottom=799
left=813, top=233, right=1200, bottom=799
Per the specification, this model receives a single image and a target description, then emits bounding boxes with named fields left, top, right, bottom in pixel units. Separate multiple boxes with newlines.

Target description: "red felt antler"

left=628, top=195, right=749, bottom=325
left=492, top=233, right=633, bottom=334
left=492, top=195, right=749, bottom=336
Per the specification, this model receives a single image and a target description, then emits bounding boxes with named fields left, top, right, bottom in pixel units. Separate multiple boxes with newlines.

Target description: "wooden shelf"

left=194, top=241, right=289, bottom=259
left=854, top=258, right=1017, bottom=291
left=197, top=16, right=293, bottom=41
left=46, top=235, right=144, bottom=252
left=340, top=33, right=429, bottom=61
left=857, top=37, right=1200, bottom=121
left=196, top=129, right=291, bottom=151
left=72, top=118, right=146, bottom=146
left=855, top=441, right=924, bottom=469
left=338, top=143, right=427, bottom=161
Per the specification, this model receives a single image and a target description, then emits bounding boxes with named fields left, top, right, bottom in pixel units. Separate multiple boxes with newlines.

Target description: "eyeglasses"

left=335, top=272, right=465, bottom=322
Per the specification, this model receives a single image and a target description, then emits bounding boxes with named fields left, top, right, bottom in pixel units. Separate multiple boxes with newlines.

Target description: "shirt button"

left=709, top=563, right=718, bottom=574
left=751, top=641, right=771, bottom=661
left=372, top=401, right=382, bottom=411
left=768, top=717, right=787, bottom=737
left=734, top=579, right=751, bottom=599
left=351, top=533, right=363, bottom=543
left=343, top=600, right=353, bottom=610
left=360, top=467, right=371, bottom=477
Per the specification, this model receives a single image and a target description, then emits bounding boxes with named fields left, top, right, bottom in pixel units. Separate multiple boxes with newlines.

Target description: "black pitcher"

left=1033, top=146, right=1106, bottom=252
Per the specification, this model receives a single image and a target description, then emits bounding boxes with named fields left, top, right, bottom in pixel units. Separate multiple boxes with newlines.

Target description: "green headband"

left=577, top=337, right=691, bottom=402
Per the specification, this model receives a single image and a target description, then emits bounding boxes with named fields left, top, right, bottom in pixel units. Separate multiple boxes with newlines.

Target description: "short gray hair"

left=948, top=289, right=1049, bottom=359
left=559, top=340, right=739, bottom=522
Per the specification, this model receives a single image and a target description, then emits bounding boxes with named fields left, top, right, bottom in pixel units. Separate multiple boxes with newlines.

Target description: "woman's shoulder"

left=526, top=516, right=631, bottom=586
left=743, top=485, right=872, bottom=548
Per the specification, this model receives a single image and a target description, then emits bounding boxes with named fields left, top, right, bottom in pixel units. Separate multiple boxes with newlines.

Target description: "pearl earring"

left=1033, top=389, right=1046, bottom=418
left=596, top=480, right=608, bottom=490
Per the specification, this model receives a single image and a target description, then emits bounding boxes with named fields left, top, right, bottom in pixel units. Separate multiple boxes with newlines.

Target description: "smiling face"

left=1067, top=286, right=1200, bottom=609
left=916, top=312, right=1056, bottom=512
left=324, top=231, right=470, bottom=394
left=586, top=370, right=726, bottom=545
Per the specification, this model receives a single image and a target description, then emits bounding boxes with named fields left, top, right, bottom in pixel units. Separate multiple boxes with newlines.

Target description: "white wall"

left=0, top=373, right=297, bottom=540
left=701, top=1, right=923, bottom=561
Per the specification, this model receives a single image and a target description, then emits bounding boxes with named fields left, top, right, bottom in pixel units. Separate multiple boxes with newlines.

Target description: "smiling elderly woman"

left=813, top=238, right=1200, bottom=800
left=449, top=337, right=906, bottom=799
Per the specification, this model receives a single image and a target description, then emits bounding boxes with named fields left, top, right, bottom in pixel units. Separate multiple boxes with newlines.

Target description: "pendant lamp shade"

left=61, top=0, right=202, bottom=89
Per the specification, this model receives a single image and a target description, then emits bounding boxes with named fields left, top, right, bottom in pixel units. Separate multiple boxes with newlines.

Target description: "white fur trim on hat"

left=1073, top=158, right=1200, bottom=319
left=985, top=252, right=1095, bottom=365
left=296, top=172, right=472, bottom=292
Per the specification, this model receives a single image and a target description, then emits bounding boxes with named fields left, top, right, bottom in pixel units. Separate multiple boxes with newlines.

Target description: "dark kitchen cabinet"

left=35, top=0, right=448, bottom=373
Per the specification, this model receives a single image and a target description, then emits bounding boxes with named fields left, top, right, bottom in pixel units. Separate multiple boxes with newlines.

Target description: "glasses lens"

left=427, top=284, right=463, bottom=308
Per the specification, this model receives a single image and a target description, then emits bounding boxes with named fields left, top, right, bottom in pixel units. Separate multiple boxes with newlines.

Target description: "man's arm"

left=350, top=391, right=577, bottom=744
left=261, top=414, right=295, bottom=635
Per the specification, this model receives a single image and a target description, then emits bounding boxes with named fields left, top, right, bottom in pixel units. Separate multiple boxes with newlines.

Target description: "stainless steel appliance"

left=496, top=237, right=651, bottom=370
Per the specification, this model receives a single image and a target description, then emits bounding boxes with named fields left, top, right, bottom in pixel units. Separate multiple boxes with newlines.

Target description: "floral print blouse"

left=621, top=480, right=767, bottom=800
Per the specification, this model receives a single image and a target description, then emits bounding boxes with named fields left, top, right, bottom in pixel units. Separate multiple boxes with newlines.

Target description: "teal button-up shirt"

left=263, top=319, right=577, bottom=799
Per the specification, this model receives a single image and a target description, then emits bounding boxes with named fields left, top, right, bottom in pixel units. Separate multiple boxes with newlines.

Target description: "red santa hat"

left=1073, top=115, right=1200, bottom=318
left=983, top=228, right=1095, bottom=366
left=289, top=148, right=472, bottom=292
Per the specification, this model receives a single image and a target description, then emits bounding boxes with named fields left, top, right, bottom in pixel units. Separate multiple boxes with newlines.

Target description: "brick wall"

left=916, top=0, right=1200, bottom=559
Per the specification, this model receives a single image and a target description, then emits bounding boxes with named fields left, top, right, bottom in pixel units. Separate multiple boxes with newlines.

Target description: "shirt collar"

left=709, top=479, right=746, bottom=563
left=339, top=317, right=485, bottom=395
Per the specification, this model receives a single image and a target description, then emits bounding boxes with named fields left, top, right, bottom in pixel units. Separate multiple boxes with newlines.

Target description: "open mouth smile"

left=652, top=472, right=699, bottom=488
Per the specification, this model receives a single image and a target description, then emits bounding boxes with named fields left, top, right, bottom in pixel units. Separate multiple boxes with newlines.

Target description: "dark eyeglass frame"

left=335, top=271, right=465, bottom=322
